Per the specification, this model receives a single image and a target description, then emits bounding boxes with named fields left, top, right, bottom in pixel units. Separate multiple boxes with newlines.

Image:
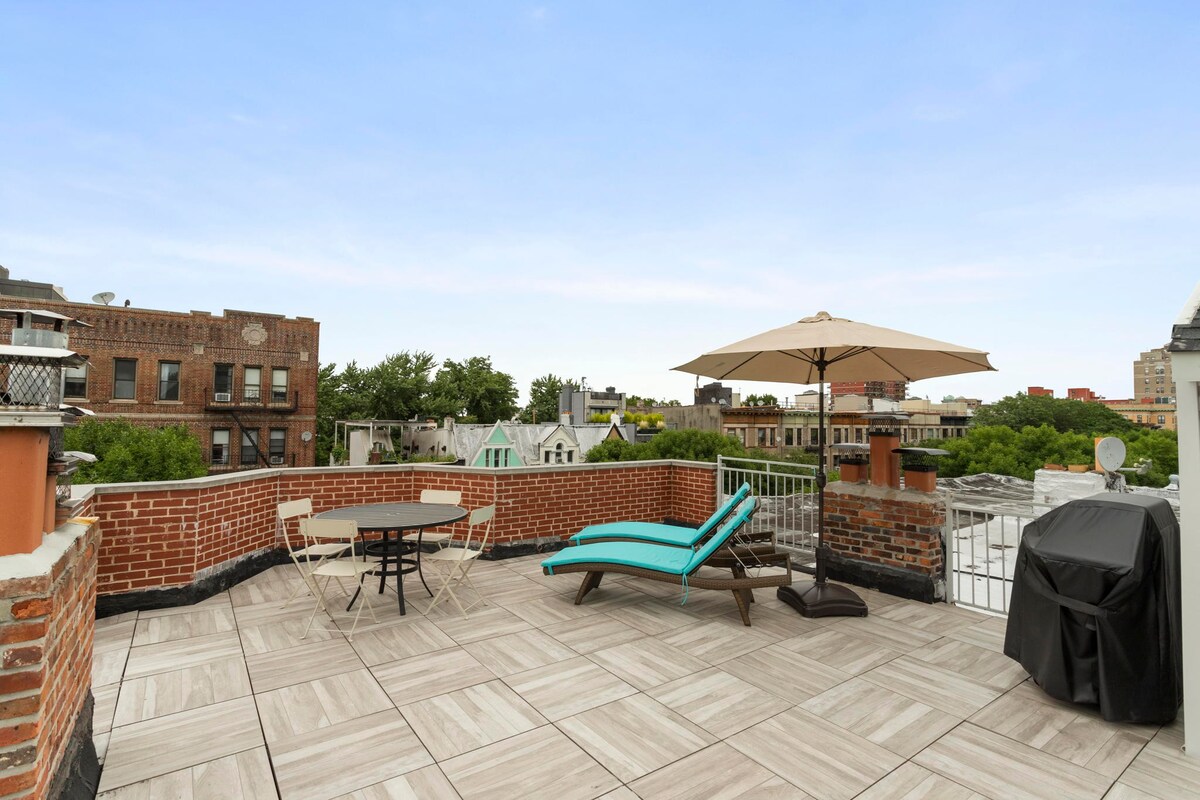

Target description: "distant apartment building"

left=0, top=272, right=319, bottom=471
left=1135, top=346, right=1176, bottom=401
left=830, top=380, right=907, bottom=402
left=1094, top=345, right=1178, bottom=431
left=1027, top=386, right=1054, bottom=397
left=714, top=395, right=969, bottom=455
left=1100, top=398, right=1177, bottom=431
left=1067, top=387, right=1101, bottom=402
left=559, top=384, right=625, bottom=422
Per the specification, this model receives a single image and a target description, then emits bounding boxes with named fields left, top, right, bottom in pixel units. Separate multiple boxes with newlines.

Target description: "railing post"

left=943, top=492, right=954, bottom=605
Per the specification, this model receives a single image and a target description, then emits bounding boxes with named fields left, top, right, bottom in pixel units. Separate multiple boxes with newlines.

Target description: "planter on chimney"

left=1067, top=464, right=1090, bottom=473
left=902, top=464, right=939, bottom=493
left=838, top=457, right=868, bottom=483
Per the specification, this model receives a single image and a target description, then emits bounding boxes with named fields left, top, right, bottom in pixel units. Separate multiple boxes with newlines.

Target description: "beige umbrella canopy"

left=673, top=311, right=996, bottom=619
left=673, top=311, right=996, bottom=384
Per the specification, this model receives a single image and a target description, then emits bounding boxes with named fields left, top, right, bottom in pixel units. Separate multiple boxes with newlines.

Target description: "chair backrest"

left=278, top=498, right=313, bottom=521
left=421, top=489, right=462, bottom=505
left=462, top=504, right=496, bottom=552
left=300, top=518, right=360, bottom=559
left=696, top=482, right=753, bottom=538
left=685, top=497, right=758, bottom=573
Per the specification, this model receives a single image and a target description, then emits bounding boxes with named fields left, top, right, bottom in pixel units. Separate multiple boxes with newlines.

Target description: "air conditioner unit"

left=270, top=456, right=284, bottom=465
left=214, top=392, right=231, bottom=402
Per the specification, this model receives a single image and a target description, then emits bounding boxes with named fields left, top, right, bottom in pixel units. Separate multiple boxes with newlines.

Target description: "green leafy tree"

left=65, top=419, right=208, bottom=483
left=583, top=437, right=640, bottom=462
left=429, top=356, right=519, bottom=423
left=520, top=374, right=578, bottom=423
left=314, top=353, right=438, bottom=464
left=972, top=393, right=1132, bottom=435
left=927, top=424, right=1176, bottom=486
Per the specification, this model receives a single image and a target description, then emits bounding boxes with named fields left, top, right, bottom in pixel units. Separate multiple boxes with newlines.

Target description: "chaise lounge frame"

left=551, top=550, right=792, bottom=626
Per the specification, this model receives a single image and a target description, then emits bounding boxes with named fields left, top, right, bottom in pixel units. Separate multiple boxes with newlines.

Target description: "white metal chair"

left=279, top=498, right=350, bottom=609
left=422, top=504, right=496, bottom=618
left=300, top=518, right=379, bottom=640
left=415, top=489, right=462, bottom=548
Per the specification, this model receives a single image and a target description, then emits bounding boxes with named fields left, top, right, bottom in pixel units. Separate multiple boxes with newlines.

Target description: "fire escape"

left=204, top=384, right=298, bottom=469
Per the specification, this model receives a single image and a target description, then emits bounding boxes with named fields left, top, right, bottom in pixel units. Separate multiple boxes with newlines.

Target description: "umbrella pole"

left=776, top=357, right=868, bottom=618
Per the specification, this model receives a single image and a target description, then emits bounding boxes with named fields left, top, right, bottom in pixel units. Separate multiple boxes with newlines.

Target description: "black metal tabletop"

left=314, top=502, right=467, bottom=531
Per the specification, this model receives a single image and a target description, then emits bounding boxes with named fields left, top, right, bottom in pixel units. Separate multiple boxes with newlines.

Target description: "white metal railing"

left=944, top=492, right=1056, bottom=615
left=717, top=455, right=818, bottom=563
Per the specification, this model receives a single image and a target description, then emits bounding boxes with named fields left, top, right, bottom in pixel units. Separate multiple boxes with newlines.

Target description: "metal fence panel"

left=717, top=455, right=817, bottom=563
left=944, top=492, right=1056, bottom=615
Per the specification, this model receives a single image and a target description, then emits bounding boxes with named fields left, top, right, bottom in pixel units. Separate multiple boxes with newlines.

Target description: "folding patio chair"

left=300, top=518, right=379, bottom=640
left=278, top=498, right=351, bottom=609
left=421, top=504, right=496, bottom=618
left=416, top=489, right=462, bottom=548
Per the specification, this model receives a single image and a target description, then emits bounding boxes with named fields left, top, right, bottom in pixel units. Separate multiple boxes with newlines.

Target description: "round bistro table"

left=314, top=502, right=467, bottom=615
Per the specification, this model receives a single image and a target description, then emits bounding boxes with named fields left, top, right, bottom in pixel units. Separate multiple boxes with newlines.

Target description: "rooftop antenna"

left=1096, top=436, right=1132, bottom=491
left=92, top=291, right=116, bottom=305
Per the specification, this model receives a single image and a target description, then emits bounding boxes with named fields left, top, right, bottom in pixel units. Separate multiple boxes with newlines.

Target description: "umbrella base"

left=777, top=580, right=868, bottom=618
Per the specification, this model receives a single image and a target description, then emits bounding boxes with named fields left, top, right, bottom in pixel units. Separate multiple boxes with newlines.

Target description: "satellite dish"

left=92, top=291, right=116, bottom=305
left=300, top=431, right=313, bottom=442
left=1096, top=437, right=1126, bottom=472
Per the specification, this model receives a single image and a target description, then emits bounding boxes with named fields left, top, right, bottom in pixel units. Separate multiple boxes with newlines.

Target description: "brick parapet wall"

left=824, top=481, right=945, bottom=576
left=0, top=518, right=99, bottom=799
left=84, top=461, right=719, bottom=597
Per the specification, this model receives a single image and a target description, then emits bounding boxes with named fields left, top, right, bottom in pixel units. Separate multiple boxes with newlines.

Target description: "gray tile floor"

left=92, top=556, right=1196, bottom=800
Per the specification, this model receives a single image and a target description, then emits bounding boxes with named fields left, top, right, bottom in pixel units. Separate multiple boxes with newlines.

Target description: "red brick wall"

left=0, top=298, right=321, bottom=469
left=0, top=519, right=99, bottom=799
left=89, top=461, right=719, bottom=597
left=824, top=482, right=944, bottom=576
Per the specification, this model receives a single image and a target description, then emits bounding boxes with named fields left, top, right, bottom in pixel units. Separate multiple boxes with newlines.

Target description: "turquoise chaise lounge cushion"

left=542, top=541, right=692, bottom=575
left=543, top=497, right=758, bottom=576
left=569, top=482, right=751, bottom=546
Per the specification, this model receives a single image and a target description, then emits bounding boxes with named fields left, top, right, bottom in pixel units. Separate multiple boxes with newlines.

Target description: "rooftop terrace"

left=93, top=554, right=1198, bottom=799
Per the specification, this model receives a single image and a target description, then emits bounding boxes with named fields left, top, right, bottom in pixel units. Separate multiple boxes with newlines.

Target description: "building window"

left=854, top=428, right=863, bottom=443
left=544, top=451, right=551, bottom=464
left=1159, top=415, right=1166, bottom=426
left=158, top=361, right=181, bottom=401
left=1136, top=415, right=1142, bottom=424
left=785, top=428, right=794, bottom=447
left=555, top=442, right=565, bottom=464
left=241, top=430, right=260, bottom=466
left=214, top=364, right=233, bottom=400
left=211, top=429, right=230, bottom=465
left=63, top=365, right=87, bottom=399
left=485, top=447, right=511, bottom=467
left=269, top=429, right=286, bottom=464
left=244, top=367, right=261, bottom=402
left=567, top=450, right=574, bottom=463
left=271, top=368, right=289, bottom=402
left=113, top=359, right=137, bottom=400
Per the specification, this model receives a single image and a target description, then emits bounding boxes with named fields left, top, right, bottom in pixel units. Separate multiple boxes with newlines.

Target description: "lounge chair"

left=542, top=498, right=791, bottom=626
left=570, top=482, right=756, bottom=548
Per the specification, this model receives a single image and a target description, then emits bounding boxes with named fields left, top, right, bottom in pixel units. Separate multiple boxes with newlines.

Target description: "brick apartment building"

left=830, top=380, right=907, bottom=401
left=0, top=269, right=320, bottom=471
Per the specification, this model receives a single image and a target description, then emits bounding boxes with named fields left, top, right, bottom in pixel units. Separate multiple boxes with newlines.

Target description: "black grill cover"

left=1003, top=493, right=1181, bottom=723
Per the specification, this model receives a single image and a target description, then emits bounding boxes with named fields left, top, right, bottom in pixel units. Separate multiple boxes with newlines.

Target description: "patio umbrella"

left=673, top=311, right=996, bottom=617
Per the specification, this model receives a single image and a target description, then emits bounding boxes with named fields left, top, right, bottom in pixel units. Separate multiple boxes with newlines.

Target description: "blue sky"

left=2, top=2, right=1197, bottom=405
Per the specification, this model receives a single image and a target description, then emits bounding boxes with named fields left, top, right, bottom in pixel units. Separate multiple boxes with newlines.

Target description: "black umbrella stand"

left=777, top=359, right=868, bottom=618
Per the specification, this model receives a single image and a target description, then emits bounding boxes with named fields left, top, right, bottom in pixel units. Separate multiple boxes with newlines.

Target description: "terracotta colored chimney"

left=867, top=414, right=904, bottom=489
